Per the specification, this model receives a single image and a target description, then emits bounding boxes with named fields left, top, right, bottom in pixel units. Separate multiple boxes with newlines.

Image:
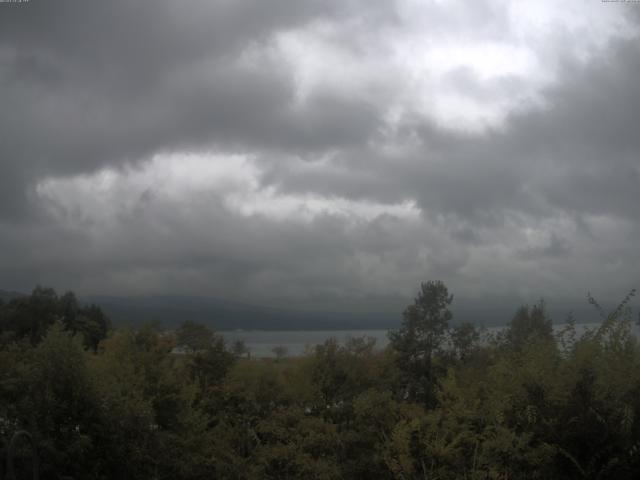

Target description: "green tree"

left=175, top=320, right=214, bottom=352
left=450, top=321, right=481, bottom=362
left=231, top=339, right=250, bottom=358
left=0, top=287, right=110, bottom=349
left=188, top=336, right=236, bottom=392
left=506, top=300, right=553, bottom=350
left=59, top=291, right=110, bottom=350
left=0, top=286, right=59, bottom=344
left=27, top=323, right=102, bottom=479
left=272, top=345, right=288, bottom=361
left=75, top=304, right=111, bottom=351
left=389, top=280, right=453, bottom=405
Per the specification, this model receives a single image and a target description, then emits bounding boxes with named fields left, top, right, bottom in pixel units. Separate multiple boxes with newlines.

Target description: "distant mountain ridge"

left=2, top=288, right=621, bottom=331
left=83, top=294, right=612, bottom=331
left=0, top=289, right=26, bottom=302
left=2, top=289, right=400, bottom=330
left=84, top=294, right=401, bottom=331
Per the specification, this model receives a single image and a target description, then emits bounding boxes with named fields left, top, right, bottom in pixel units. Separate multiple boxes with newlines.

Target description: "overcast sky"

left=1, top=0, right=639, bottom=314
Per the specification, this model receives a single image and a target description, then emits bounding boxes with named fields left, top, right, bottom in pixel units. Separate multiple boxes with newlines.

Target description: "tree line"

left=1, top=282, right=639, bottom=479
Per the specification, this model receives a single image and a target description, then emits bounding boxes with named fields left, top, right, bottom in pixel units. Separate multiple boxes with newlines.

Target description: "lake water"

left=221, top=322, right=631, bottom=358
left=220, top=329, right=390, bottom=358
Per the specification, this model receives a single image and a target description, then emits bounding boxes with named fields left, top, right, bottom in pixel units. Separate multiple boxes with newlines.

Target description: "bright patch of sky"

left=36, top=153, right=421, bottom=225
left=277, top=0, right=638, bottom=131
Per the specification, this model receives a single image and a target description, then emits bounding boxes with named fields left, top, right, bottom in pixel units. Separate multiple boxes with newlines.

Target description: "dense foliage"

left=1, top=283, right=639, bottom=479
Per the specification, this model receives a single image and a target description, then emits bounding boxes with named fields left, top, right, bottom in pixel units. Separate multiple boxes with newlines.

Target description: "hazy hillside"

left=1, top=288, right=612, bottom=330
left=0, top=289, right=25, bottom=302
left=84, top=294, right=399, bottom=331
left=84, top=294, right=609, bottom=331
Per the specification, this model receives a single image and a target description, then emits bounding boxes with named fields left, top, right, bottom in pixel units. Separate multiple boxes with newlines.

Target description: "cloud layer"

left=1, top=0, right=639, bottom=315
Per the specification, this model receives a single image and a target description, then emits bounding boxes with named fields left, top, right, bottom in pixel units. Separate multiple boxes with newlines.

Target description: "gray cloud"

left=1, top=0, right=639, bottom=317
left=265, top=36, right=640, bottom=225
left=0, top=0, right=393, bottom=216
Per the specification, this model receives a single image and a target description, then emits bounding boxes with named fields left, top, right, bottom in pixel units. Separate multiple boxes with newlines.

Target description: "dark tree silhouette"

left=389, top=280, right=453, bottom=405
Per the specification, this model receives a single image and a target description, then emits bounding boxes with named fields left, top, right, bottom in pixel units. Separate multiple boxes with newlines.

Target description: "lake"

left=220, top=329, right=390, bottom=357
left=221, top=322, right=628, bottom=357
